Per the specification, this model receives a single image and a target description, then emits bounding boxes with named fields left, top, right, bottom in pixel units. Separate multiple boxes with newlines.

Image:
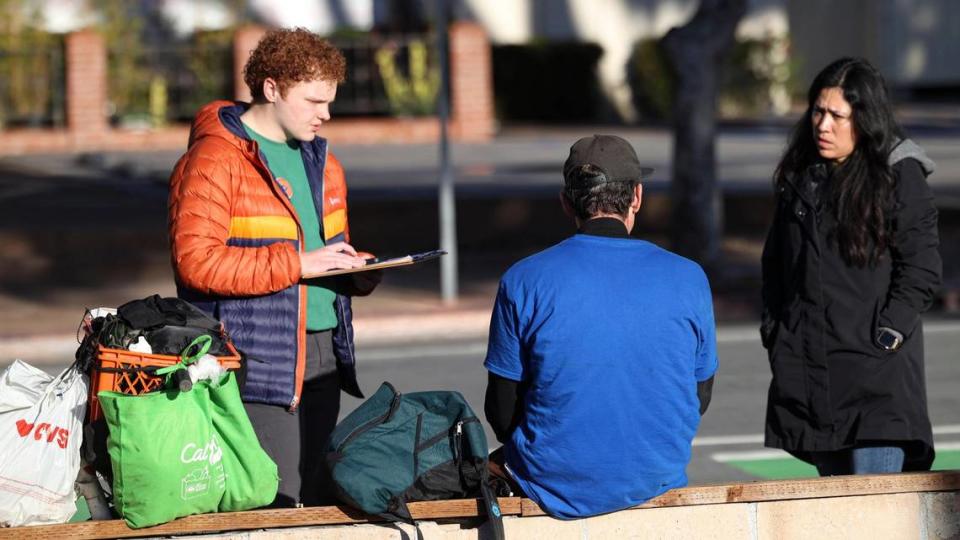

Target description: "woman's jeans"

left=812, top=444, right=905, bottom=476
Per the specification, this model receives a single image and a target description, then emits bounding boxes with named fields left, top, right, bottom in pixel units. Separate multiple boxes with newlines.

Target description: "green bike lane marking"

left=714, top=443, right=960, bottom=480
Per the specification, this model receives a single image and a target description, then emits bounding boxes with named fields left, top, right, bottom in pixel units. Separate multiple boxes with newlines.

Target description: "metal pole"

left=435, top=0, right=458, bottom=304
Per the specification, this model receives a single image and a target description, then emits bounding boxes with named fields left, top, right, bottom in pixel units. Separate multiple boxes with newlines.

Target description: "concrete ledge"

left=4, top=471, right=958, bottom=539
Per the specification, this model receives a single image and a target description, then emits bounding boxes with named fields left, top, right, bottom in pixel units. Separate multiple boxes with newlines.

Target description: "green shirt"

left=243, top=123, right=338, bottom=331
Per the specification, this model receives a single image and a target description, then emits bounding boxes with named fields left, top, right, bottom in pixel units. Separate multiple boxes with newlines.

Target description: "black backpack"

left=326, top=382, right=505, bottom=538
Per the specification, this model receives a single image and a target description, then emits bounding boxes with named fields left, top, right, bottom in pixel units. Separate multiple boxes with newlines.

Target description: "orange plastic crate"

left=87, top=341, right=241, bottom=422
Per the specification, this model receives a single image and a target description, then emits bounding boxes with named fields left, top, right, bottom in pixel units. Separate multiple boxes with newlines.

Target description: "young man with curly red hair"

left=169, top=28, right=380, bottom=507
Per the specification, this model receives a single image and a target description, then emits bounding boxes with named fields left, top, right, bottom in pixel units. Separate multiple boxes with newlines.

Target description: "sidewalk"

left=0, top=227, right=770, bottom=364
left=3, top=110, right=960, bottom=193
left=0, top=271, right=500, bottom=365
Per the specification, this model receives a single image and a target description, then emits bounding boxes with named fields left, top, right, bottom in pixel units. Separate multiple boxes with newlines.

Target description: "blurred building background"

left=468, top=0, right=960, bottom=120
left=1, top=0, right=958, bottom=150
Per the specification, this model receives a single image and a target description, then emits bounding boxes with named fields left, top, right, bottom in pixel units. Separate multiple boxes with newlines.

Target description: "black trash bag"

left=115, top=295, right=231, bottom=356
left=76, top=314, right=139, bottom=373
left=143, top=325, right=232, bottom=357
left=117, top=295, right=221, bottom=332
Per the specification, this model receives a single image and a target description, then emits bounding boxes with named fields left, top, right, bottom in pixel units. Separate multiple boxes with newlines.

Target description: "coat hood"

left=889, top=138, right=936, bottom=176
left=187, top=100, right=254, bottom=153
left=186, top=100, right=330, bottom=168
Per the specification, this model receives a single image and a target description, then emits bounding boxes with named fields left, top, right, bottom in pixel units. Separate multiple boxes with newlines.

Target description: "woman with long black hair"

left=761, top=57, right=941, bottom=475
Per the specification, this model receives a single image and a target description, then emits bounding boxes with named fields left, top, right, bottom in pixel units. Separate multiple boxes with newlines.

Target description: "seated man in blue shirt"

left=484, top=135, right=718, bottom=519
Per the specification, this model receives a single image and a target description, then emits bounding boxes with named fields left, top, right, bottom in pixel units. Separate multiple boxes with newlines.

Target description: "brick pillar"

left=65, top=29, right=109, bottom=144
left=449, top=22, right=495, bottom=142
left=233, top=25, right=267, bottom=102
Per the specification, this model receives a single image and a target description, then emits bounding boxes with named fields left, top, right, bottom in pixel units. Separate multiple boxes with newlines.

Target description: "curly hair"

left=243, top=28, right=346, bottom=101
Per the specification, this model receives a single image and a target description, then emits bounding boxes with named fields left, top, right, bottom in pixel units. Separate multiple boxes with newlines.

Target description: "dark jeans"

left=812, top=443, right=905, bottom=476
left=244, top=330, right=341, bottom=507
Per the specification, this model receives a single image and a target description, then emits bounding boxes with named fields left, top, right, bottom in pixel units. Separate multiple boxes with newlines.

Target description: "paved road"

left=4, top=128, right=960, bottom=197
left=345, top=320, right=960, bottom=485
left=5, top=319, right=958, bottom=485
left=5, top=126, right=960, bottom=336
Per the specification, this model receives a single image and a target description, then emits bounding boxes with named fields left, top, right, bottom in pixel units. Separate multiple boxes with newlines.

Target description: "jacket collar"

left=188, top=100, right=328, bottom=166
left=578, top=217, right=631, bottom=238
left=782, top=163, right=827, bottom=208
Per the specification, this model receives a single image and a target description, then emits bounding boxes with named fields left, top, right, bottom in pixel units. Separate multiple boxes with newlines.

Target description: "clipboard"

left=303, top=249, right=447, bottom=278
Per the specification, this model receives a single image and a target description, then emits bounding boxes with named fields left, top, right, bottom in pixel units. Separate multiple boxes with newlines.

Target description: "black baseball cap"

left=563, top=135, right=654, bottom=189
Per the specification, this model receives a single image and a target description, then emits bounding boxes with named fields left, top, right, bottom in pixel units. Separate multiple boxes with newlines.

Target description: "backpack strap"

left=479, top=467, right=506, bottom=540
left=392, top=468, right=505, bottom=540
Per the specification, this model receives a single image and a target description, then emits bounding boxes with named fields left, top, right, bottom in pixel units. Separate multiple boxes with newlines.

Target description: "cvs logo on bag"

left=15, top=419, right=69, bottom=449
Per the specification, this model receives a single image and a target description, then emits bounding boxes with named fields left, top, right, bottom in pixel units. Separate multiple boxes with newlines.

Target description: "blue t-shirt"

left=484, top=233, right=718, bottom=519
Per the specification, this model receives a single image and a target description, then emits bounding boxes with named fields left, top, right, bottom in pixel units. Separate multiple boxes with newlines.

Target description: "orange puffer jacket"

left=169, top=100, right=361, bottom=408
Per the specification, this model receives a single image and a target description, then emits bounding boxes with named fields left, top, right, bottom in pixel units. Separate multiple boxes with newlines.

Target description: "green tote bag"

left=99, top=372, right=277, bottom=528
left=99, top=382, right=226, bottom=528
left=206, top=372, right=278, bottom=512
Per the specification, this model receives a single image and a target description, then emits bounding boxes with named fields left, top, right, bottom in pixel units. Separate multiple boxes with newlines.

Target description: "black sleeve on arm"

left=485, top=372, right=524, bottom=444
left=879, top=159, right=942, bottom=336
left=697, top=375, right=714, bottom=416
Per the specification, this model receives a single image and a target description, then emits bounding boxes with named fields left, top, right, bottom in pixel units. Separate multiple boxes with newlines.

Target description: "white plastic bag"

left=0, top=360, right=88, bottom=527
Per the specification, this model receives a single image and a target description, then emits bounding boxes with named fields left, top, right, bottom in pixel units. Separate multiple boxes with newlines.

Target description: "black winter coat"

left=760, top=143, right=941, bottom=470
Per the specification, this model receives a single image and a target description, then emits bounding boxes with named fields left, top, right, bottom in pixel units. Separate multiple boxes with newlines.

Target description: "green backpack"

left=326, top=382, right=504, bottom=538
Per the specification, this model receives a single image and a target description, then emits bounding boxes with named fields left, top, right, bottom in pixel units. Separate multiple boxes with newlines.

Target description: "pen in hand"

left=356, top=251, right=378, bottom=265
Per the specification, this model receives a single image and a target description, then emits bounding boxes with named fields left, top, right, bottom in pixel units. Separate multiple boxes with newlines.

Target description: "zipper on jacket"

left=288, top=236, right=306, bottom=410
left=337, top=389, right=403, bottom=452
left=249, top=140, right=308, bottom=411
left=319, top=143, right=328, bottom=240
left=290, top=280, right=306, bottom=410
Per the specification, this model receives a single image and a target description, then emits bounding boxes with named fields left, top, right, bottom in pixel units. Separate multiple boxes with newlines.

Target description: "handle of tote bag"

left=155, top=335, right=213, bottom=392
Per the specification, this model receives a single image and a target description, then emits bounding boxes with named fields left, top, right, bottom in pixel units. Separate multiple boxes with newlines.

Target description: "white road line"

left=929, top=440, right=960, bottom=451
left=931, top=425, right=960, bottom=436
left=693, top=434, right=765, bottom=447
left=356, top=319, right=960, bottom=360
left=711, top=449, right=790, bottom=462
left=359, top=342, right=488, bottom=362
left=712, top=441, right=960, bottom=463
left=695, top=424, right=960, bottom=447
left=715, top=327, right=764, bottom=344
